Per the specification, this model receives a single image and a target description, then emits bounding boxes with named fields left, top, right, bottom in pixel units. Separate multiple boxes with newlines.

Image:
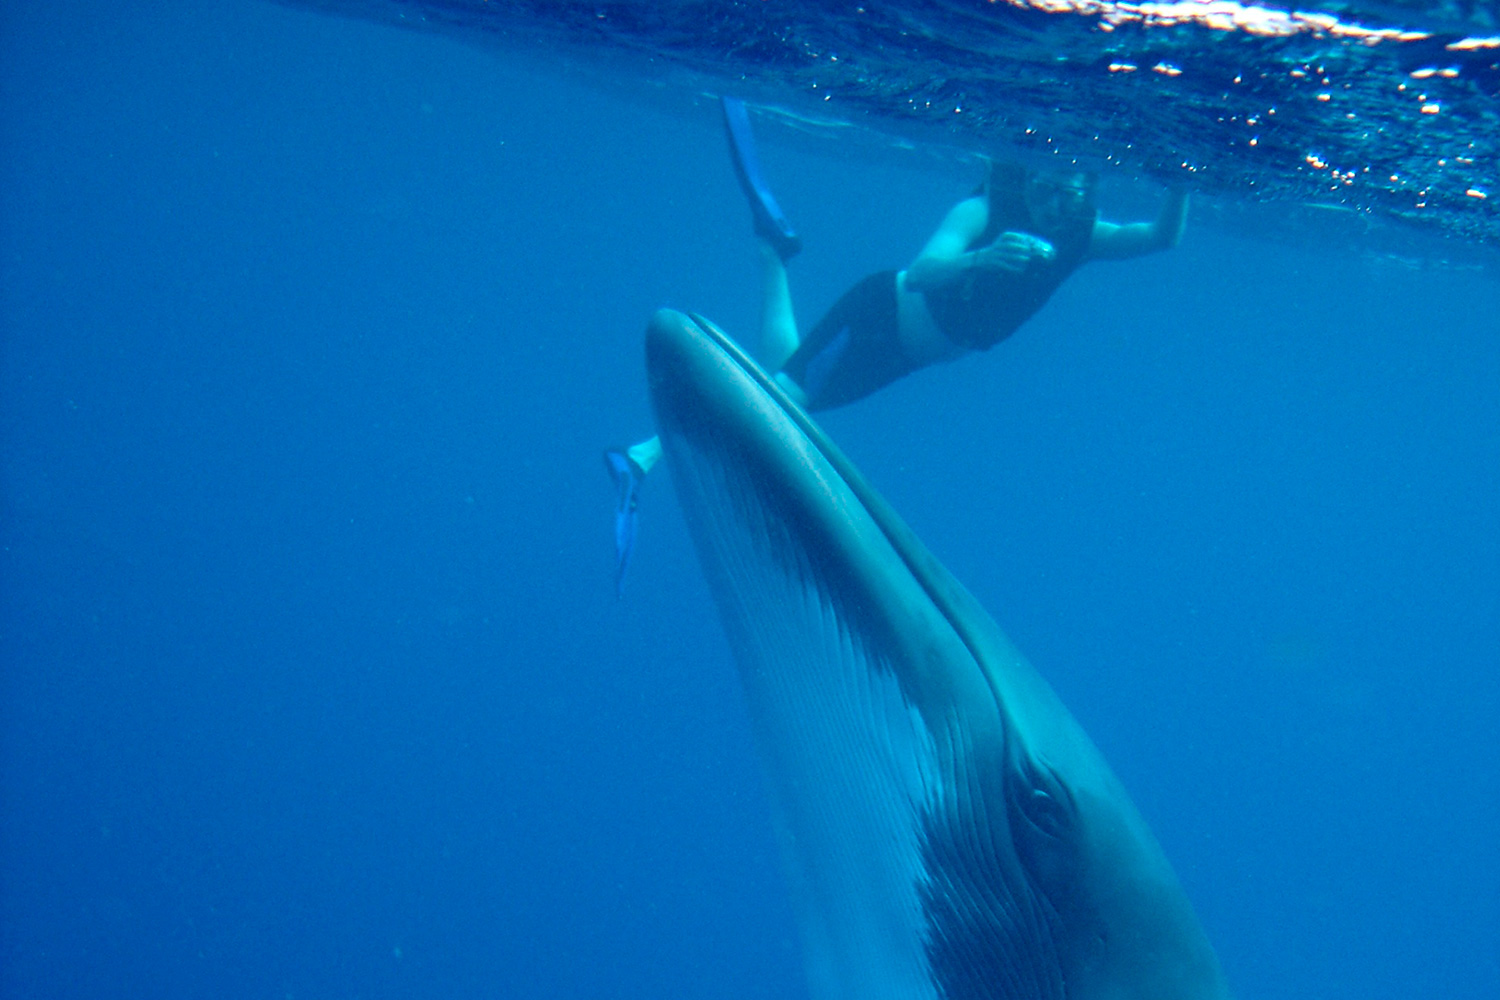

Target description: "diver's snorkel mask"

left=1024, top=171, right=1097, bottom=226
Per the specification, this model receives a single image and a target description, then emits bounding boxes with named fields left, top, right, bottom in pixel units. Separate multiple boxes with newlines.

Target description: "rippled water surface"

left=290, top=0, right=1500, bottom=271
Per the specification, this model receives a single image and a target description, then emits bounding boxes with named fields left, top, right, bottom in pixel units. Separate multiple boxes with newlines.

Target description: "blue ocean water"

left=1, top=2, right=1496, bottom=999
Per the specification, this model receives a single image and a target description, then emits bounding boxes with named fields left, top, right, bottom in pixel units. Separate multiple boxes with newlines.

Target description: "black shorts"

left=778, top=270, right=916, bottom=411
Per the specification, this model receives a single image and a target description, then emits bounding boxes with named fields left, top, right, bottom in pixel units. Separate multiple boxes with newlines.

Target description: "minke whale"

left=645, top=309, right=1231, bottom=1000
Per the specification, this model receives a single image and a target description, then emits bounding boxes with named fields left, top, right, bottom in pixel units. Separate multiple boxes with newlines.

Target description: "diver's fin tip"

left=603, top=447, right=644, bottom=597
left=720, top=95, right=801, bottom=262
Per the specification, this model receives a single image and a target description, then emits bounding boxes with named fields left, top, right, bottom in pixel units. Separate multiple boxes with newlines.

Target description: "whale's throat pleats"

left=662, top=421, right=1062, bottom=1000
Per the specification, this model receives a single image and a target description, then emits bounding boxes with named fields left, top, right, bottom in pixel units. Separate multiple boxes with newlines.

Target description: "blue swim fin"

left=603, top=448, right=643, bottom=597
left=721, top=96, right=802, bottom=261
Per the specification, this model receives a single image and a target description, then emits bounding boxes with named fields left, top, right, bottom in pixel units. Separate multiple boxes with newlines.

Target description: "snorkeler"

left=606, top=96, right=1188, bottom=592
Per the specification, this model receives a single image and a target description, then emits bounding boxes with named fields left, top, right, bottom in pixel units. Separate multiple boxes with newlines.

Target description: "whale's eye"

left=1009, top=759, right=1081, bottom=896
left=1023, top=787, right=1068, bottom=840
left=1012, top=758, right=1076, bottom=843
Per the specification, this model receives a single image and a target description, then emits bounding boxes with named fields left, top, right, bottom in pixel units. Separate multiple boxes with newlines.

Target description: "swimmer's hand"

left=973, top=231, right=1056, bottom=272
left=904, top=232, right=1056, bottom=293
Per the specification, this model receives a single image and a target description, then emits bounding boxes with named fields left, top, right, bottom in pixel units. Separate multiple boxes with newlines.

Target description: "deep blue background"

left=2, top=3, right=1497, bottom=999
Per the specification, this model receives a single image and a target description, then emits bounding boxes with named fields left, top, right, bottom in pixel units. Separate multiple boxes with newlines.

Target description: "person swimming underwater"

left=605, top=97, right=1188, bottom=593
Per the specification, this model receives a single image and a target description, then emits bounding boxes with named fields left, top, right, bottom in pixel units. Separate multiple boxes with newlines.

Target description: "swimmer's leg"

left=758, top=241, right=800, bottom=373
left=605, top=97, right=800, bottom=594
left=723, top=96, right=804, bottom=382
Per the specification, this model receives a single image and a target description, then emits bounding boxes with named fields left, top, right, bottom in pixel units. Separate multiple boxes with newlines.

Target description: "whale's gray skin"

left=645, top=309, right=1230, bottom=1000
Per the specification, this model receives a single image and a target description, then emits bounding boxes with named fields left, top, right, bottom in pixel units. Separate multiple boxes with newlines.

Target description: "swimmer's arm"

left=1087, top=187, right=1189, bottom=260
left=902, top=196, right=990, bottom=292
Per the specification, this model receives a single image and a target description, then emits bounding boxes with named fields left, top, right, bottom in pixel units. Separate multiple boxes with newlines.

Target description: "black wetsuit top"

left=779, top=164, right=1098, bottom=411
left=923, top=162, right=1097, bottom=350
